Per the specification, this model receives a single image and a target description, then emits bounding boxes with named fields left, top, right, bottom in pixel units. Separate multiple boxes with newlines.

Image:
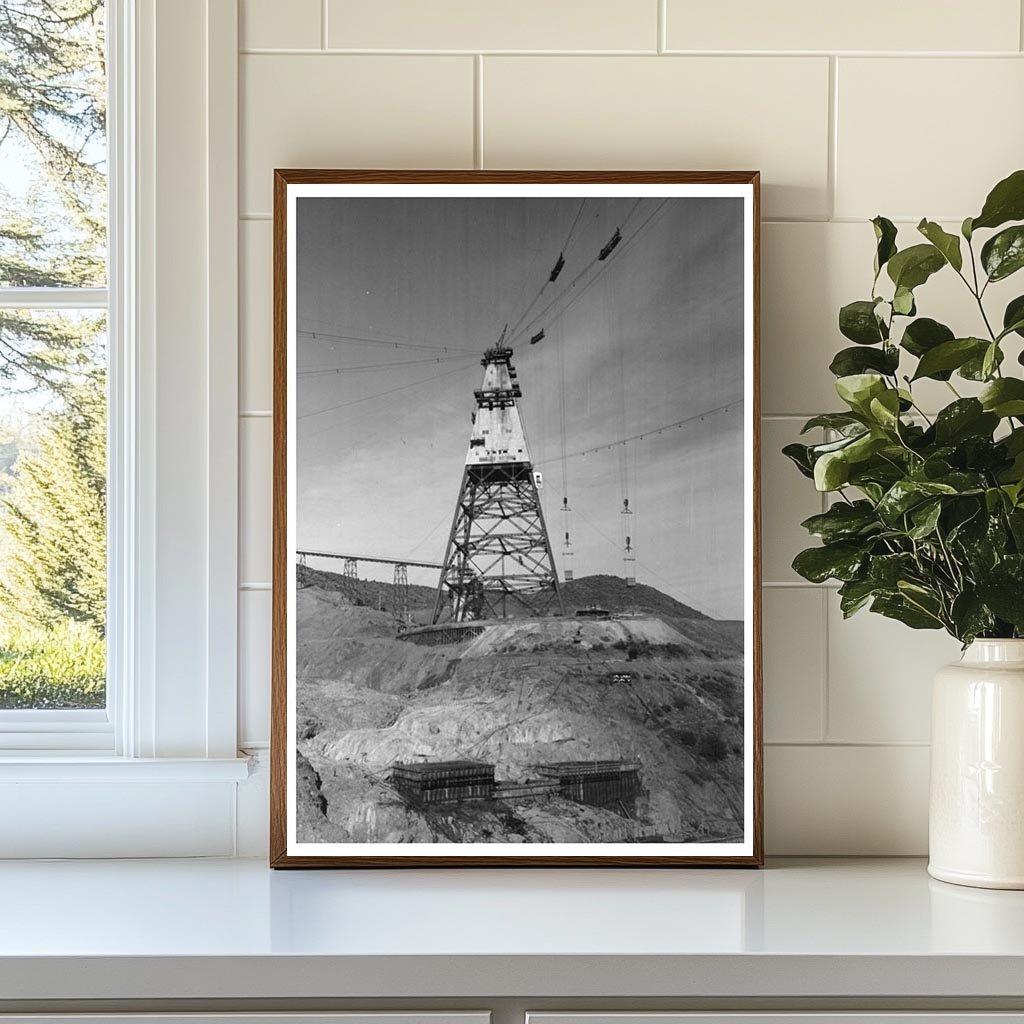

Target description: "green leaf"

left=800, top=501, right=879, bottom=543
left=800, top=413, right=865, bottom=435
left=877, top=479, right=958, bottom=524
left=838, top=578, right=881, bottom=618
left=911, top=337, right=988, bottom=381
left=871, top=594, right=943, bottom=630
left=892, top=286, right=916, bottom=316
left=982, top=341, right=1000, bottom=381
left=839, top=299, right=887, bottom=345
left=844, top=432, right=888, bottom=467
left=980, top=378, right=1024, bottom=418
left=976, top=579, right=1024, bottom=629
left=959, top=343, right=1004, bottom=381
left=782, top=442, right=814, bottom=479
left=971, top=169, right=1024, bottom=232
left=985, top=487, right=1009, bottom=514
left=1003, top=295, right=1024, bottom=339
left=868, top=552, right=914, bottom=587
left=835, top=373, right=887, bottom=413
left=872, top=216, right=898, bottom=278
left=809, top=433, right=866, bottom=456
left=917, top=219, right=963, bottom=272
left=829, top=345, right=899, bottom=378
left=887, top=243, right=946, bottom=291
left=900, top=317, right=954, bottom=361
left=950, top=592, right=995, bottom=644
left=868, top=389, right=902, bottom=430
left=814, top=450, right=851, bottom=491
left=933, top=399, right=999, bottom=445
left=962, top=216, right=974, bottom=241
left=908, top=500, right=942, bottom=540
left=981, top=225, right=1024, bottom=282
left=792, top=542, right=866, bottom=584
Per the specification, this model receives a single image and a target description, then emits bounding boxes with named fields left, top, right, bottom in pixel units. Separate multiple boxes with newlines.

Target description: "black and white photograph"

left=273, top=173, right=761, bottom=866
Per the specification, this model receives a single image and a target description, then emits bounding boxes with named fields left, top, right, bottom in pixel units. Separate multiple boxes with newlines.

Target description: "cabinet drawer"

left=529, top=1015, right=1024, bottom=1024
left=0, top=1016, right=489, bottom=1024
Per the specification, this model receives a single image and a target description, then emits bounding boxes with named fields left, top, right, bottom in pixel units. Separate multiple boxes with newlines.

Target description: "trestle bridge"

left=296, top=549, right=443, bottom=626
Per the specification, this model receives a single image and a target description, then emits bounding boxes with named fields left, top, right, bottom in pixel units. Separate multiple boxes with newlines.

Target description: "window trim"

left=0, top=0, right=241, bottom=769
left=0, top=2, right=122, bottom=750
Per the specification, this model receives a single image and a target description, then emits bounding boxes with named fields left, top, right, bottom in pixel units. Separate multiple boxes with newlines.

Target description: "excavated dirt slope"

left=296, top=572, right=745, bottom=845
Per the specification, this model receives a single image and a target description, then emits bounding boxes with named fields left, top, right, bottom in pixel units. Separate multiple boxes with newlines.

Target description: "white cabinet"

left=0, top=1017, right=489, bottom=1024
left=528, top=1016, right=1024, bottom=1024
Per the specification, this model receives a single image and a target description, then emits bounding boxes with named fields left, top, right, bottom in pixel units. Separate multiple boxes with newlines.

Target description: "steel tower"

left=431, top=342, right=563, bottom=623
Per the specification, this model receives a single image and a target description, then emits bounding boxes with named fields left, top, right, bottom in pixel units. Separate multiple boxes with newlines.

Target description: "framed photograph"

left=270, top=170, right=762, bottom=867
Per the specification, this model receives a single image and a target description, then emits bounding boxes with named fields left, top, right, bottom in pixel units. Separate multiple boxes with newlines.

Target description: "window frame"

left=0, top=0, right=243, bottom=778
left=0, top=3, right=121, bottom=751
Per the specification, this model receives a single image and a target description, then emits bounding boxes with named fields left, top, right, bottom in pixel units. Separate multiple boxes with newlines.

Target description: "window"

left=0, top=2, right=109, bottom=725
left=0, top=0, right=245, bottom=856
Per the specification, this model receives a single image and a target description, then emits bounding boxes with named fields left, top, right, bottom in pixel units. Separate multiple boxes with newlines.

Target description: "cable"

left=573, top=506, right=690, bottom=603
left=532, top=198, right=670, bottom=345
left=297, top=315, right=421, bottom=345
left=534, top=400, right=742, bottom=466
left=297, top=360, right=479, bottom=423
left=506, top=197, right=590, bottom=341
left=297, top=353, right=469, bottom=376
left=508, top=198, right=669, bottom=348
left=404, top=506, right=453, bottom=558
left=298, top=328, right=477, bottom=355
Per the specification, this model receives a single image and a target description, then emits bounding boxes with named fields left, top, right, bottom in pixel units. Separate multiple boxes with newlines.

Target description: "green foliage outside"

left=785, top=170, right=1024, bottom=645
left=0, top=1, right=107, bottom=708
left=0, top=620, right=104, bottom=708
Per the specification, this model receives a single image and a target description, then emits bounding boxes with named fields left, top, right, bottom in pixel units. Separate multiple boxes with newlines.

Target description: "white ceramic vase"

left=929, top=639, right=1024, bottom=889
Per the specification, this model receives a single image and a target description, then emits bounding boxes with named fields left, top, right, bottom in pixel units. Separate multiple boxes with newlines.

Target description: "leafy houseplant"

left=785, top=170, right=1024, bottom=645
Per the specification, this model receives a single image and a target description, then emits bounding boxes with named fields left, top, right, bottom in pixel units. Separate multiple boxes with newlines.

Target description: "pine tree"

left=0, top=2, right=107, bottom=643
left=0, top=373, right=105, bottom=632
left=0, top=0, right=106, bottom=391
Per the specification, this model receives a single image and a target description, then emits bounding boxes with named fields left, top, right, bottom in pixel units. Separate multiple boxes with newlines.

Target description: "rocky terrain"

left=295, top=564, right=746, bottom=845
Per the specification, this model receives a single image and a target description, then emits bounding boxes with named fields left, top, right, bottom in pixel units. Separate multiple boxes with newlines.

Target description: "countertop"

left=2, top=857, right=1024, bottom=1003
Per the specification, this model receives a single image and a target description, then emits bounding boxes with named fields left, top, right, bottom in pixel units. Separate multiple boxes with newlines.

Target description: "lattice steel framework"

left=393, top=563, right=410, bottom=627
left=432, top=344, right=563, bottom=623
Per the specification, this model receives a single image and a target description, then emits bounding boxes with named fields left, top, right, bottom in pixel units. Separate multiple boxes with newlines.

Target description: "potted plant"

left=785, top=169, right=1024, bottom=889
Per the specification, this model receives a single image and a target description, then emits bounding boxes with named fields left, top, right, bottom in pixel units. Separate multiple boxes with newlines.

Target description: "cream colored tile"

left=827, top=600, right=961, bottom=744
left=836, top=59, right=1024, bottom=221
left=328, top=0, right=656, bottom=51
left=762, top=221, right=1020, bottom=416
left=483, top=56, right=830, bottom=219
left=762, top=587, right=824, bottom=743
left=765, top=744, right=929, bottom=854
left=241, top=0, right=321, bottom=50
left=667, top=0, right=1020, bottom=53
left=240, top=416, right=273, bottom=585
left=761, top=417, right=824, bottom=584
left=240, top=220, right=272, bottom=411
left=239, top=589, right=272, bottom=746
left=240, top=55, right=474, bottom=213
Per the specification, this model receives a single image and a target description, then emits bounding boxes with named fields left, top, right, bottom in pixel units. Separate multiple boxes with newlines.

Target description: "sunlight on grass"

left=0, top=621, right=105, bottom=709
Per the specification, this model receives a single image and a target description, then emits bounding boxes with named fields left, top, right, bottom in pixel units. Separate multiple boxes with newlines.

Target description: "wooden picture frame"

left=271, top=170, right=762, bottom=867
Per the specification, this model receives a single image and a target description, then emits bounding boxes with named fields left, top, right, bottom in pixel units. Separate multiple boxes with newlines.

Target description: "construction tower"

left=431, top=341, right=563, bottom=623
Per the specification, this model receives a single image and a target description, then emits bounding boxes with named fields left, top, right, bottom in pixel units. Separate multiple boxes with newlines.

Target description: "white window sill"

left=0, top=755, right=252, bottom=782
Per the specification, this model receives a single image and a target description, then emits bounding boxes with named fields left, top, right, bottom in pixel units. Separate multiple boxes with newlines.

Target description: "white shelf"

left=1, top=857, right=1023, bottom=1003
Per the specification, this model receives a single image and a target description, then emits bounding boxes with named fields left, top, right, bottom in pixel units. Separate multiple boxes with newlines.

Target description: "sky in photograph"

left=295, top=195, right=746, bottom=619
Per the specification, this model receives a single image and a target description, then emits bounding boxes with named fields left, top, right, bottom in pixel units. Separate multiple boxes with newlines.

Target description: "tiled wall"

left=236, top=0, right=1024, bottom=854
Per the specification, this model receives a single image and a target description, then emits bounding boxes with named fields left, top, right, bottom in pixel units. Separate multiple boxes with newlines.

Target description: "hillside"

left=298, top=564, right=715, bottom=621
left=561, top=574, right=709, bottom=620
left=294, top=564, right=746, bottom=846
